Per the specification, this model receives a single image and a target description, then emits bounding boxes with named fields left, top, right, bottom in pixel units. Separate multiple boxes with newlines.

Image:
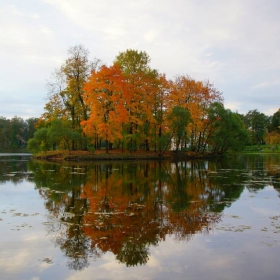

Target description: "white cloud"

left=251, top=80, right=280, bottom=90
left=144, top=30, right=159, bottom=43
left=224, top=101, right=243, bottom=112
left=0, top=239, right=54, bottom=278
left=1, top=0, right=280, bottom=117
left=146, top=255, right=160, bottom=268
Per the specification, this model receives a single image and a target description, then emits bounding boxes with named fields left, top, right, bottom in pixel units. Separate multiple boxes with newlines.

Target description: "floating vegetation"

left=41, top=258, right=53, bottom=264
left=12, top=213, right=22, bottom=216
left=11, top=212, right=39, bottom=217
left=269, top=216, right=280, bottom=234
left=262, top=242, right=274, bottom=247
left=11, top=223, right=32, bottom=230
left=227, top=215, right=242, bottom=219
left=270, top=215, right=280, bottom=220
left=215, top=224, right=252, bottom=232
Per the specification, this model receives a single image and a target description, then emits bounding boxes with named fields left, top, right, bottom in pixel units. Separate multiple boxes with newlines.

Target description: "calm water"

left=0, top=154, right=280, bottom=280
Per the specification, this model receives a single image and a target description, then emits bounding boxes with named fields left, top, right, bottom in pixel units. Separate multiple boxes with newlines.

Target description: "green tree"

left=151, top=74, right=170, bottom=153
left=270, top=109, right=280, bottom=133
left=115, top=49, right=151, bottom=75
left=167, top=106, right=191, bottom=151
left=9, top=116, right=26, bottom=149
left=48, top=118, right=80, bottom=153
left=243, top=109, right=269, bottom=145
left=0, top=117, right=10, bottom=150
left=27, top=127, right=50, bottom=153
left=24, top=118, right=39, bottom=141
left=208, top=103, right=248, bottom=154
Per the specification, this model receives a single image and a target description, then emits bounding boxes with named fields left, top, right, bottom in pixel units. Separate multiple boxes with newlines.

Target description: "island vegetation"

left=1, top=45, right=279, bottom=160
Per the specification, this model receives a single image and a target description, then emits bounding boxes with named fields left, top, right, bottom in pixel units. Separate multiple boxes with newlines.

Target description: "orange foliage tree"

left=168, top=76, right=223, bottom=152
left=115, top=49, right=160, bottom=151
left=82, top=64, right=129, bottom=152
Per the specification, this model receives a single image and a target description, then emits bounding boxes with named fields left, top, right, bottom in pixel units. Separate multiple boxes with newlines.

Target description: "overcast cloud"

left=0, top=0, right=279, bottom=119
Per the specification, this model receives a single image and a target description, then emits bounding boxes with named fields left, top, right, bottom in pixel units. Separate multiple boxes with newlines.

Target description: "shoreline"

left=32, top=150, right=220, bottom=162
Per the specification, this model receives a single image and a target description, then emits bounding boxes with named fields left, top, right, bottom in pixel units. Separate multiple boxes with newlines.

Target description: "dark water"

left=0, top=154, right=280, bottom=280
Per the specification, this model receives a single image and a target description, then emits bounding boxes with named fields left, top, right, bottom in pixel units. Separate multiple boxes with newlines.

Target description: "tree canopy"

left=23, top=45, right=280, bottom=155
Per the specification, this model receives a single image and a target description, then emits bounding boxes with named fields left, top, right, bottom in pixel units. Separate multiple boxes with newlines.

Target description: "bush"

left=88, top=145, right=95, bottom=154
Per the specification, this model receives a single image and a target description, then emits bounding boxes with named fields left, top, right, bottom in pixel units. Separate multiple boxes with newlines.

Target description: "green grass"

left=243, top=145, right=280, bottom=153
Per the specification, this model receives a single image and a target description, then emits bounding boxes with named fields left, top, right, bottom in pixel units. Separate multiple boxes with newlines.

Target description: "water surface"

left=0, top=154, right=280, bottom=280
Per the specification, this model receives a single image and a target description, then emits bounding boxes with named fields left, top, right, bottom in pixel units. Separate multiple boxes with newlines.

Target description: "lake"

left=0, top=153, right=280, bottom=280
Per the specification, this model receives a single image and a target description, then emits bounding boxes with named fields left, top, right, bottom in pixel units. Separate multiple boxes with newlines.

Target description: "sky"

left=0, top=0, right=280, bottom=119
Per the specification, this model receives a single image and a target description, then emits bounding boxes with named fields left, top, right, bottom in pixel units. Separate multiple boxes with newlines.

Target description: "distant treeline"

left=0, top=116, right=38, bottom=150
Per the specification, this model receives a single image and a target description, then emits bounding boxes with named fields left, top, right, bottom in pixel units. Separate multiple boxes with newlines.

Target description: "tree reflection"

left=116, top=241, right=150, bottom=266
left=0, top=155, right=31, bottom=184
left=236, top=154, right=280, bottom=191
left=26, top=156, right=280, bottom=270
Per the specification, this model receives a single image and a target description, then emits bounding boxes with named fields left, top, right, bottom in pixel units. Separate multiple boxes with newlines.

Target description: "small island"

left=1, top=46, right=279, bottom=158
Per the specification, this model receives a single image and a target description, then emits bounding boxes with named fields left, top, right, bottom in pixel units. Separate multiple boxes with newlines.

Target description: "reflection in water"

left=1, top=154, right=279, bottom=273
left=26, top=155, right=276, bottom=270
left=0, top=154, right=32, bottom=184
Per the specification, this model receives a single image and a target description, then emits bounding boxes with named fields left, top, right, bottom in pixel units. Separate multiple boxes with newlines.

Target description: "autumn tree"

left=115, top=49, right=160, bottom=151
left=265, top=131, right=280, bottom=149
left=45, top=45, right=101, bottom=150
left=61, top=45, right=93, bottom=124
left=82, top=64, right=129, bottom=152
left=41, top=91, right=65, bottom=122
left=168, top=76, right=223, bottom=152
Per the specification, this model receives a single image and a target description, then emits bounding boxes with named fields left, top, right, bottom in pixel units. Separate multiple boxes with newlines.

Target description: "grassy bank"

left=242, top=145, right=280, bottom=154
left=33, top=149, right=212, bottom=162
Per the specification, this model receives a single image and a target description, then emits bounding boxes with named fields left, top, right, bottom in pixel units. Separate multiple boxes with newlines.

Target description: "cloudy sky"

left=1, top=0, right=279, bottom=119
